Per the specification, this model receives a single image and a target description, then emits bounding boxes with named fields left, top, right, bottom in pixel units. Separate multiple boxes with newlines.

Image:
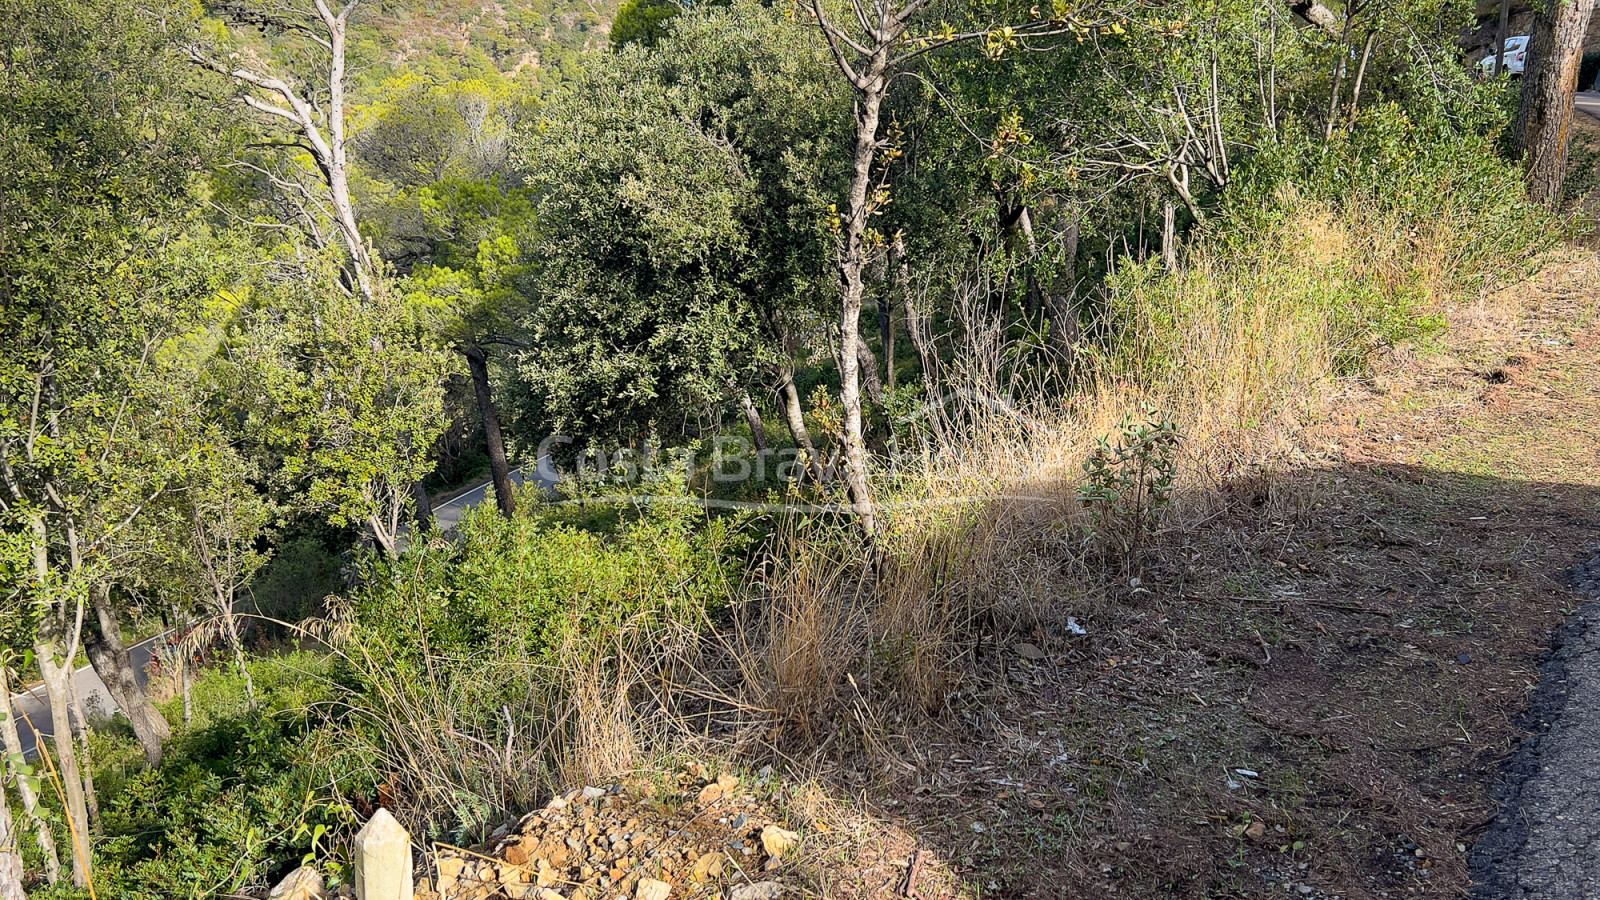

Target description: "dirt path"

left=818, top=252, right=1600, bottom=899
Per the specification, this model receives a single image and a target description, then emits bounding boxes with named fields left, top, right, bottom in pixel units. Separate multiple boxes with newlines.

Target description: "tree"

left=353, top=75, right=535, bottom=518
left=1, top=0, right=226, bottom=876
left=505, top=2, right=853, bottom=460
left=188, top=0, right=379, bottom=301
left=507, top=41, right=772, bottom=445
left=1516, top=0, right=1597, bottom=202
left=227, top=272, right=449, bottom=557
left=804, top=0, right=1090, bottom=536
left=180, top=446, right=276, bottom=705
left=0, top=653, right=60, bottom=886
left=611, top=0, right=682, bottom=48
left=0, top=771, right=22, bottom=900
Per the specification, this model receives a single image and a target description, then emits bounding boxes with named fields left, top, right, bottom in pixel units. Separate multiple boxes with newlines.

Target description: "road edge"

left=1468, top=547, right=1600, bottom=898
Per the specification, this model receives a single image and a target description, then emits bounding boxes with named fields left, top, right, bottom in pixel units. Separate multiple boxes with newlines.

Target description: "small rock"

left=1015, top=642, right=1046, bottom=660
left=506, top=841, right=531, bottom=867
left=1245, top=821, right=1266, bottom=841
left=694, top=851, right=728, bottom=881
left=1296, top=885, right=1314, bottom=895
left=1456, top=653, right=1472, bottom=665
left=546, top=796, right=570, bottom=811
left=729, top=883, right=784, bottom=900
left=538, top=892, right=566, bottom=900
left=436, top=857, right=466, bottom=893
left=699, top=774, right=740, bottom=807
left=582, top=786, right=607, bottom=801
left=636, top=878, right=671, bottom=900
left=761, top=825, right=800, bottom=860
left=269, top=866, right=325, bottom=900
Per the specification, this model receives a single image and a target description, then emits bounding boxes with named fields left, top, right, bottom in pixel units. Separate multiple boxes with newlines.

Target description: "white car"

left=1479, top=35, right=1529, bottom=77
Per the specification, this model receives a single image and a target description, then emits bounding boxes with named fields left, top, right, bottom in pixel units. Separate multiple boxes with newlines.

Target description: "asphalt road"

left=1576, top=91, right=1600, bottom=122
left=7, top=463, right=547, bottom=759
left=429, top=463, right=556, bottom=531
left=1471, top=552, right=1600, bottom=898
left=8, top=633, right=161, bottom=759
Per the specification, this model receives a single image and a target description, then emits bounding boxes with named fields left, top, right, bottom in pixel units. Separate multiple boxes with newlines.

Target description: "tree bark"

left=221, top=603, right=257, bottom=709
left=829, top=60, right=891, bottom=540
left=778, top=368, right=826, bottom=483
left=878, top=296, right=895, bottom=394
left=857, top=338, right=886, bottom=407
left=0, top=665, right=60, bottom=885
left=1161, top=201, right=1177, bottom=271
left=740, top=391, right=770, bottom=454
left=65, top=681, right=98, bottom=834
left=412, top=480, right=433, bottom=531
left=33, top=639, right=90, bottom=887
left=190, top=1, right=375, bottom=302
left=0, top=778, right=24, bottom=900
left=83, top=587, right=170, bottom=767
left=1494, top=0, right=1511, bottom=77
left=463, top=346, right=516, bottom=517
left=1288, top=0, right=1342, bottom=37
left=1346, top=30, right=1377, bottom=124
left=1516, top=0, right=1597, bottom=203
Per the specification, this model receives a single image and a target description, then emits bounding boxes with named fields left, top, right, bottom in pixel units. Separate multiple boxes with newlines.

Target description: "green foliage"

left=1076, top=407, right=1180, bottom=565
left=352, top=489, right=738, bottom=661
left=322, top=486, right=742, bottom=836
left=222, top=265, right=451, bottom=554
left=26, top=654, right=344, bottom=900
left=247, top=537, right=346, bottom=627
left=0, top=0, right=234, bottom=677
left=610, top=0, right=681, bottom=48
left=505, top=0, right=848, bottom=443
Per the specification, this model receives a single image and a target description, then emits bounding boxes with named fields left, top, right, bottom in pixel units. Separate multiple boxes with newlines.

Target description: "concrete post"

left=354, top=809, right=413, bottom=900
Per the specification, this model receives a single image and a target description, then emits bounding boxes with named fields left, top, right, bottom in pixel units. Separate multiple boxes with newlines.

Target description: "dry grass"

left=720, top=195, right=1553, bottom=756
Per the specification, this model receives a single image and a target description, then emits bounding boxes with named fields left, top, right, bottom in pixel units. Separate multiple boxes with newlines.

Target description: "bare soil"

left=783, top=253, right=1600, bottom=899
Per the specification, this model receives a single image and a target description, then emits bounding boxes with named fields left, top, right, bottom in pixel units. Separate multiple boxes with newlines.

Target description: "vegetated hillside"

left=248, top=0, right=616, bottom=95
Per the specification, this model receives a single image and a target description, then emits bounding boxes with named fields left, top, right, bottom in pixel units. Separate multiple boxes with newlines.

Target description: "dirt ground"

left=766, top=252, right=1600, bottom=899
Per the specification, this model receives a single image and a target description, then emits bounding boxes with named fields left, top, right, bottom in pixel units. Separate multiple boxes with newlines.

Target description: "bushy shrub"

left=73, top=653, right=346, bottom=900
left=324, top=490, right=743, bottom=840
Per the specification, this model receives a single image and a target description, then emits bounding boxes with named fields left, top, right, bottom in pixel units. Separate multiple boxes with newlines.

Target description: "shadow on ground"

left=791, top=462, right=1599, bottom=900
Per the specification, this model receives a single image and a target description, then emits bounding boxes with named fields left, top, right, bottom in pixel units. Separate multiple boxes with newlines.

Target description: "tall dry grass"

left=736, top=192, right=1553, bottom=740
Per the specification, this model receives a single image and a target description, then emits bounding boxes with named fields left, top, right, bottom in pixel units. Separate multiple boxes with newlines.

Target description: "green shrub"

left=323, top=490, right=743, bottom=840
left=77, top=652, right=347, bottom=900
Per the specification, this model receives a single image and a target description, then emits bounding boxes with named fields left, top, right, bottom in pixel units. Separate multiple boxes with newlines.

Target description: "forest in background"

left=1, top=0, right=1594, bottom=893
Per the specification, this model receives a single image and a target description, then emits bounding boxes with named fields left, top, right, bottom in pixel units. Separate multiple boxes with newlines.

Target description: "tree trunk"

left=83, top=587, right=170, bottom=767
left=0, top=783, right=25, bottom=900
left=856, top=338, right=886, bottom=407
left=221, top=601, right=257, bottom=709
left=1161, top=201, right=1177, bottom=271
left=878, top=296, right=895, bottom=394
left=0, top=786, right=23, bottom=900
left=1494, top=0, right=1512, bottom=77
left=1346, top=31, right=1377, bottom=125
left=412, top=480, right=433, bottom=532
left=832, top=65, right=890, bottom=540
left=65, top=681, right=98, bottom=834
left=778, top=368, right=826, bottom=483
left=1517, top=0, right=1597, bottom=203
left=463, top=346, right=516, bottom=517
left=0, top=665, right=60, bottom=885
left=1288, top=0, right=1342, bottom=37
left=740, top=391, right=770, bottom=454
left=33, top=641, right=90, bottom=887
left=180, top=640, right=194, bottom=726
